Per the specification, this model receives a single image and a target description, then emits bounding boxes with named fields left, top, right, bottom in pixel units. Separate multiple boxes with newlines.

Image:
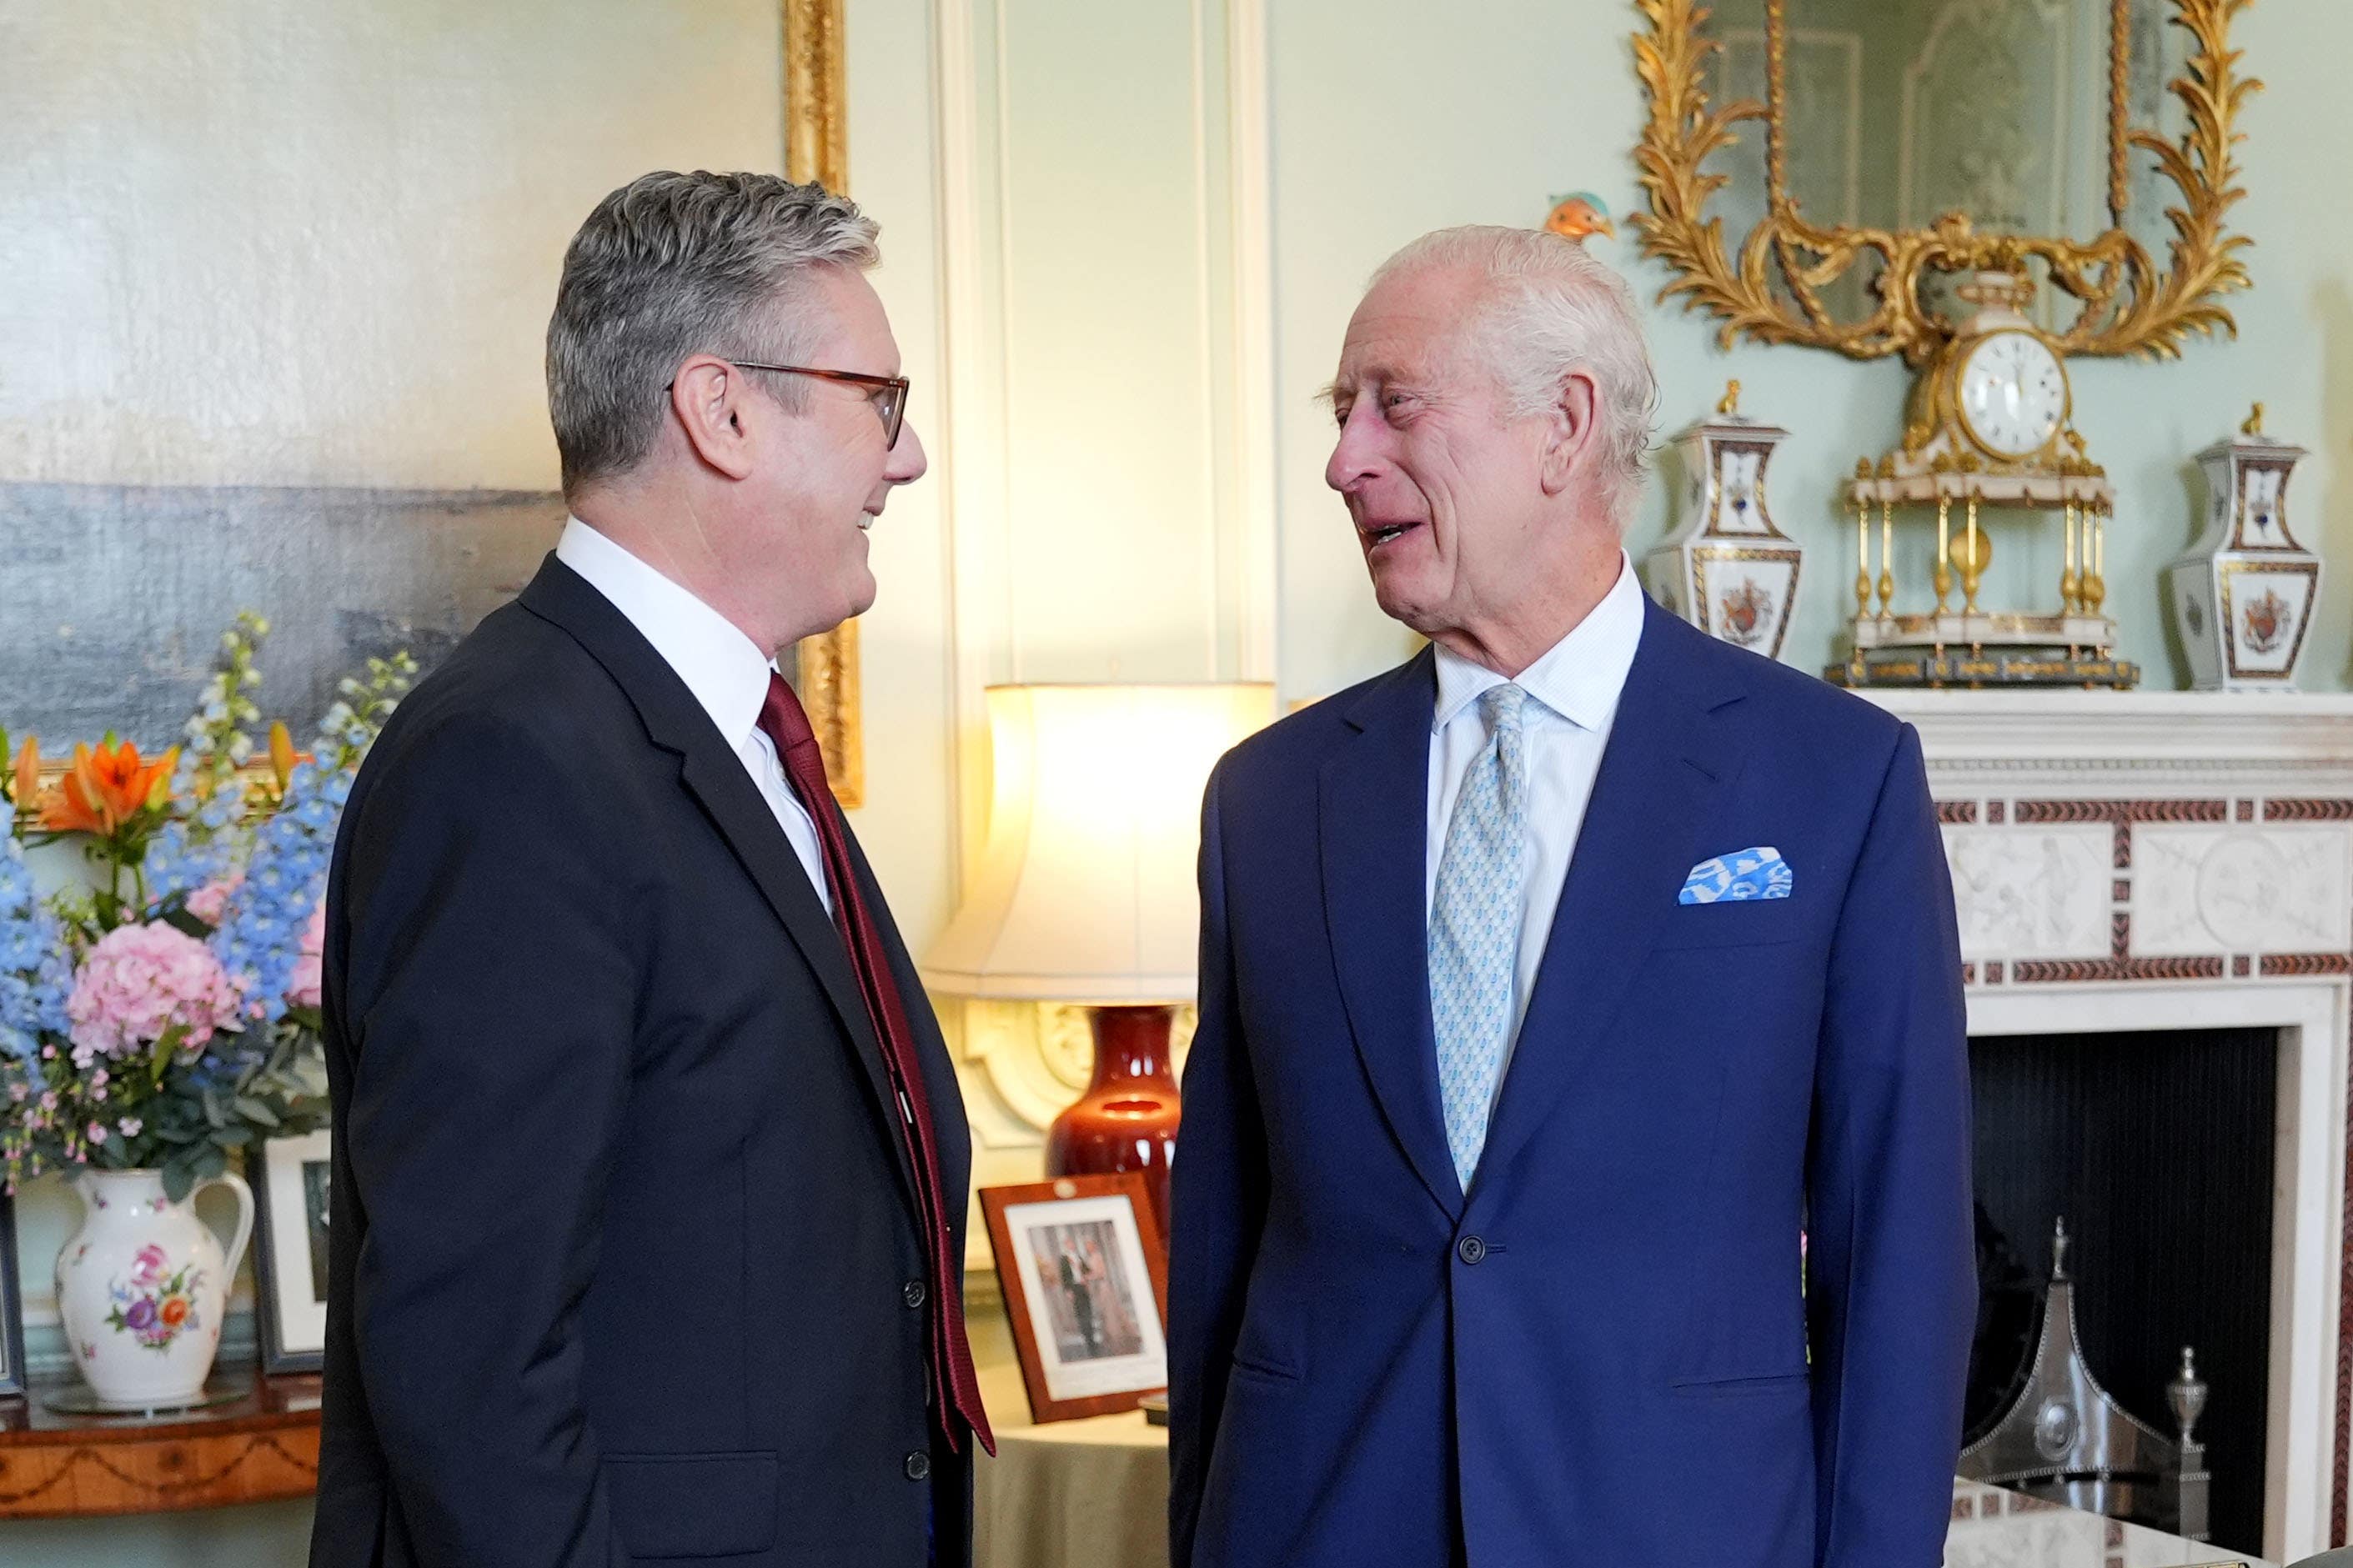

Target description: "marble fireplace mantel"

left=1870, top=689, right=2353, bottom=1565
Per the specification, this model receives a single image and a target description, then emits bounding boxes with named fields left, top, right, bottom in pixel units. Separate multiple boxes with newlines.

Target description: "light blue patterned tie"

left=1429, top=684, right=1528, bottom=1190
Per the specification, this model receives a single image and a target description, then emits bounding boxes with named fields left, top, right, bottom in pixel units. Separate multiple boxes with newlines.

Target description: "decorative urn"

left=1641, top=381, right=1804, bottom=662
left=2166, top=404, right=2319, bottom=690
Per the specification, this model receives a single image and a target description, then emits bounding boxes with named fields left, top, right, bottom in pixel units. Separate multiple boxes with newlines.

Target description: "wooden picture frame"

left=980, top=1172, right=1170, bottom=1424
left=782, top=0, right=864, bottom=807
left=248, top=1131, right=333, bottom=1376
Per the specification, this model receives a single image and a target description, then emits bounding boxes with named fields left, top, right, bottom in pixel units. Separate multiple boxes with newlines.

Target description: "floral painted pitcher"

left=57, top=1167, right=252, bottom=1409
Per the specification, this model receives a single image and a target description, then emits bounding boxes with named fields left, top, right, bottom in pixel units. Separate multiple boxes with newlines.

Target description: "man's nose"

left=1326, top=403, right=1386, bottom=494
left=887, top=419, right=928, bottom=484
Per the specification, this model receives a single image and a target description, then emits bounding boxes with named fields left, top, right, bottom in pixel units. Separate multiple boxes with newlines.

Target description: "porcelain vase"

left=1045, top=1004, right=1182, bottom=1232
left=56, top=1167, right=253, bottom=1410
left=1640, top=393, right=1803, bottom=663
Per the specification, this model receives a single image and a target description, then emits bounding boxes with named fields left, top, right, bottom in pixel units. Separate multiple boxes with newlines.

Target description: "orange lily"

left=10, top=737, right=37, bottom=811
left=266, top=721, right=314, bottom=794
left=42, top=739, right=179, bottom=837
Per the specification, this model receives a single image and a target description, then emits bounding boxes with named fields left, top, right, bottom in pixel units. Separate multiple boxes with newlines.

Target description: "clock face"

left=1956, top=330, right=2067, bottom=458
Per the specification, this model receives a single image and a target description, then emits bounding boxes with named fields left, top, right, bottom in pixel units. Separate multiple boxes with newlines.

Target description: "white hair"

left=1369, top=225, right=1658, bottom=529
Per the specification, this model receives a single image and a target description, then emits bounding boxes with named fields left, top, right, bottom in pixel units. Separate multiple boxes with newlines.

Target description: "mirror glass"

left=1698, top=0, right=2190, bottom=324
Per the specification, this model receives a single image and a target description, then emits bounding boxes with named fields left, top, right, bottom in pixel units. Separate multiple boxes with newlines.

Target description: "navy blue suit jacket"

left=1168, top=602, right=1974, bottom=1568
left=310, top=558, right=969, bottom=1567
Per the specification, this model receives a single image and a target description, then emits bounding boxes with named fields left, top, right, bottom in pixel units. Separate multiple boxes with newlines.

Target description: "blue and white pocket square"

left=1678, top=846, right=1794, bottom=904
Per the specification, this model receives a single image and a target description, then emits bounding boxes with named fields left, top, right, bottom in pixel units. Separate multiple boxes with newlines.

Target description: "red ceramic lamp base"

left=1044, top=1004, right=1182, bottom=1230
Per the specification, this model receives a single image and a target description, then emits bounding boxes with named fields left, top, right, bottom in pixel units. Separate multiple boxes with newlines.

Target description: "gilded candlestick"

left=2085, top=500, right=2109, bottom=618
left=1852, top=460, right=1872, bottom=619
left=2061, top=492, right=2080, bottom=615
left=1960, top=492, right=1984, bottom=615
left=1933, top=491, right=1953, bottom=614
left=1875, top=457, right=1896, bottom=619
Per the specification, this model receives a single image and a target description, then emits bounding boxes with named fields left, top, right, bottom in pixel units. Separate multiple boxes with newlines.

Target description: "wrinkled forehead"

left=1331, top=263, right=1493, bottom=395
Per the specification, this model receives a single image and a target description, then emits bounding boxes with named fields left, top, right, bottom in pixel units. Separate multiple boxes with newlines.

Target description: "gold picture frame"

left=784, top=0, right=864, bottom=807
left=1629, top=0, right=2260, bottom=366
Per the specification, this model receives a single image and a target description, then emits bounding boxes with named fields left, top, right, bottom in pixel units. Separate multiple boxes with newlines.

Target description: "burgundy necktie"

left=759, top=674, right=995, bottom=1457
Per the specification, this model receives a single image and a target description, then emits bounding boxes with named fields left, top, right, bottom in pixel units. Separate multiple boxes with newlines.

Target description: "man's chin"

left=1368, top=569, right=1441, bottom=633
left=843, top=569, right=880, bottom=623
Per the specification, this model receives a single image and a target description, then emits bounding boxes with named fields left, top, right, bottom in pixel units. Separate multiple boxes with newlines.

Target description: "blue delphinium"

left=208, top=757, right=350, bottom=1025
left=143, top=787, right=244, bottom=910
left=0, top=799, right=73, bottom=1064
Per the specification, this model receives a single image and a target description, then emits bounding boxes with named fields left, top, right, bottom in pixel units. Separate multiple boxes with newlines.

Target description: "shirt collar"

left=1431, top=552, right=1646, bottom=734
left=554, top=516, right=775, bottom=749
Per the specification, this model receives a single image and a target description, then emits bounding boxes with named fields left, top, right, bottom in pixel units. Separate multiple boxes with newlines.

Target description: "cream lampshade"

left=923, top=683, right=1275, bottom=1221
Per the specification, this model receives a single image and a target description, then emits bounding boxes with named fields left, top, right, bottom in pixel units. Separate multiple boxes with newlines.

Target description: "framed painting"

left=980, top=1171, right=1170, bottom=1424
left=0, top=0, right=864, bottom=804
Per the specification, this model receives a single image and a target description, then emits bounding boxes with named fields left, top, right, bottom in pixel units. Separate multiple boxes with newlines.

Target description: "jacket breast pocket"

left=604, top=1450, right=778, bottom=1560
left=1649, top=898, right=1808, bottom=951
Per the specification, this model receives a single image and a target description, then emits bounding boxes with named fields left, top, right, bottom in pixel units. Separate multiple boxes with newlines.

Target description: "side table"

left=974, top=1362, right=1166, bottom=1568
left=0, top=1371, right=320, bottom=1519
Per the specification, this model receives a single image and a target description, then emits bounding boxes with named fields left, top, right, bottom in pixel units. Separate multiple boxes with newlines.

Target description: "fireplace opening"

left=1962, top=1027, right=2278, bottom=1555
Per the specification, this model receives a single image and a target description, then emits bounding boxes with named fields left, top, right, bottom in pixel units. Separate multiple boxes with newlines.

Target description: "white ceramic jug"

left=56, top=1167, right=253, bottom=1410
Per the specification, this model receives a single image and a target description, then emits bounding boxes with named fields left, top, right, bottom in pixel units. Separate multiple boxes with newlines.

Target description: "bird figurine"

left=1543, top=191, right=1616, bottom=243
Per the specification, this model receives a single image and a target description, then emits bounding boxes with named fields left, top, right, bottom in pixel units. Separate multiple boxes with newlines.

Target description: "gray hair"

left=1370, top=226, right=1658, bottom=529
left=546, top=170, right=880, bottom=496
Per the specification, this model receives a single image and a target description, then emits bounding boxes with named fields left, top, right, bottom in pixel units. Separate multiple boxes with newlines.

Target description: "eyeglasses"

left=666, top=360, right=910, bottom=448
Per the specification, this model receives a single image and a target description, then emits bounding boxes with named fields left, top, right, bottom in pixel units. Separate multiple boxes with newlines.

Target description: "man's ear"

left=1538, top=368, right=1602, bottom=497
left=670, top=356, right=760, bottom=481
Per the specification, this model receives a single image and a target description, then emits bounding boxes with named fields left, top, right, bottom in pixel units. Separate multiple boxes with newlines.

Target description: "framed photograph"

left=250, top=1130, right=333, bottom=1375
left=0, top=1193, right=27, bottom=1397
left=980, top=1171, right=1170, bottom=1425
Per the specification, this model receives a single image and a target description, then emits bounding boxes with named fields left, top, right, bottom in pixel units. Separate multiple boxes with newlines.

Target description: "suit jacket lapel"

left=1320, top=649, right=1464, bottom=1220
left=516, top=557, right=920, bottom=1207
left=1473, top=601, right=1748, bottom=1193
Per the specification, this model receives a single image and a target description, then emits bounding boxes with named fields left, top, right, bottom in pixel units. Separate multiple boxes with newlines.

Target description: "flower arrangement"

left=108, top=1242, right=204, bottom=1352
left=0, top=615, right=414, bottom=1200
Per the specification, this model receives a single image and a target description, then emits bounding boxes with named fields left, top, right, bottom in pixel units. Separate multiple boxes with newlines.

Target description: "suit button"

left=904, top=1451, right=932, bottom=1482
left=1457, top=1235, right=1488, bottom=1265
left=903, top=1279, right=927, bottom=1310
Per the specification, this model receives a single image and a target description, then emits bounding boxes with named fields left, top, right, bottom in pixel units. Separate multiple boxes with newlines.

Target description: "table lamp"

left=922, top=683, right=1274, bottom=1227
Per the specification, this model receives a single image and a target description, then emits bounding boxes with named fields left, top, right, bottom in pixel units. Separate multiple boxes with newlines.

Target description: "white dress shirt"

left=1426, top=554, right=1645, bottom=1118
left=555, top=517, right=831, bottom=914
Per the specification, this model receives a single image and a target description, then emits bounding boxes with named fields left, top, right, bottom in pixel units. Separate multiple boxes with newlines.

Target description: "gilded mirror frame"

left=1630, top=0, right=2260, bottom=365
left=785, top=0, right=865, bottom=806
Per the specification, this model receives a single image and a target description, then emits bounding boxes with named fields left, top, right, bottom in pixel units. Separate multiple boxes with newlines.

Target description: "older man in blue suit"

left=1168, top=226, right=1974, bottom=1568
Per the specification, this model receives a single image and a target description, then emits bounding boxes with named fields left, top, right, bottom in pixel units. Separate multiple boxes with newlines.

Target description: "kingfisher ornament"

left=1642, top=382, right=1804, bottom=661
left=2165, top=404, right=2320, bottom=690
left=1542, top=192, right=1615, bottom=243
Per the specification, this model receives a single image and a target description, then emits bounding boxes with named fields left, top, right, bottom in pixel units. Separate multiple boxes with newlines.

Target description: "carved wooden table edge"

left=0, top=1370, right=320, bottom=1519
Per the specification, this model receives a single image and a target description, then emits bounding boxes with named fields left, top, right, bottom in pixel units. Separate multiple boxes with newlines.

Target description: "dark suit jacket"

left=310, top=557, right=971, bottom=1567
left=1169, top=601, right=1975, bottom=1568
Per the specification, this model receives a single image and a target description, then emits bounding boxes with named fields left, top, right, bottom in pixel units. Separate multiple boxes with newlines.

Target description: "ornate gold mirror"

left=1633, top=0, right=2261, bottom=691
left=1632, top=0, right=2256, bottom=366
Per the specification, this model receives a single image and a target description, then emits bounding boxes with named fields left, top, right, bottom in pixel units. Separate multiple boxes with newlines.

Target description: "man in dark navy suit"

left=1169, top=227, right=1975, bottom=1567
left=311, top=172, right=989, bottom=1567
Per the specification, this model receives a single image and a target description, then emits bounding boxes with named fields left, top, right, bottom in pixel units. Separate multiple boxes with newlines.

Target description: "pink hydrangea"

left=183, top=872, right=245, bottom=927
left=65, top=922, right=243, bottom=1063
left=288, top=899, right=327, bottom=1010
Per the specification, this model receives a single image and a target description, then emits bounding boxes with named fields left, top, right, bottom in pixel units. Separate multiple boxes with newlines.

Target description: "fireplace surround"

left=1876, top=689, right=2353, bottom=1564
